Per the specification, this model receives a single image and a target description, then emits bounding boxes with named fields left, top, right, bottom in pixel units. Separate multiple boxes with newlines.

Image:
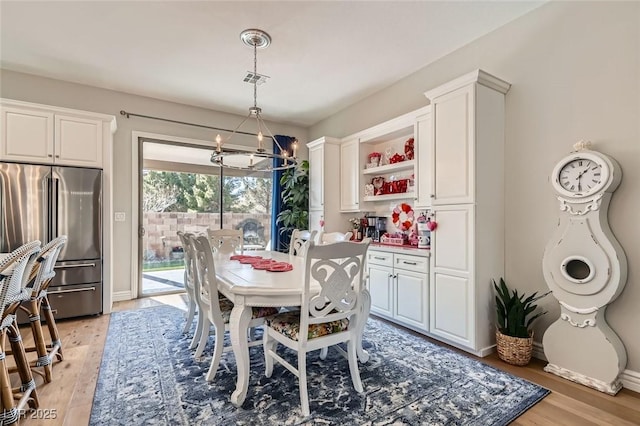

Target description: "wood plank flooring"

left=7, top=293, right=640, bottom=425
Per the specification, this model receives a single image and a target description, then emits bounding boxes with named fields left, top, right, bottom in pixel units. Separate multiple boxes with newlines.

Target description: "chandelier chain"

left=253, top=37, right=258, bottom=110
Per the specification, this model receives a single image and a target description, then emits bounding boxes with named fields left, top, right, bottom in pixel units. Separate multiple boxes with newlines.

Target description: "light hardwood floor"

left=9, top=293, right=640, bottom=425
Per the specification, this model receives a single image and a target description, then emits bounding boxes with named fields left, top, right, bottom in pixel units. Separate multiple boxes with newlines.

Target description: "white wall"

left=0, top=70, right=308, bottom=296
left=310, top=1, right=640, bottom=372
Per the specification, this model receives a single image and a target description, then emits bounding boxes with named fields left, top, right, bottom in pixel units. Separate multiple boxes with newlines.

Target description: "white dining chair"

left=207, top=228, right=244, bottom=254
left=190, top=235, right=279, bottom=379
left=317, top=231, right=353, bottom=244
left=177, top=231, right=199, bottom=336
left=262, top=239, right=370, bottom=416
left=289, top=229, right=318, bottom=257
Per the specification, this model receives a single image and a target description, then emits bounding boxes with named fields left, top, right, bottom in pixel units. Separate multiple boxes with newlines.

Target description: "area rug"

left=90, top=305, right=549, bottom=425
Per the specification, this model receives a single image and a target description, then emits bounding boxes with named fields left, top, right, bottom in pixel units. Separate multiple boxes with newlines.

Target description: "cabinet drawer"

left=367, top=251, right=393, bottom=267
left=394, top=254, right=428, bottom=273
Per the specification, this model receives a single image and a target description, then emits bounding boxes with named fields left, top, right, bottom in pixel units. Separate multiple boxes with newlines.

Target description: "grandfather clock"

left=542, top=141, right=627, bottom=394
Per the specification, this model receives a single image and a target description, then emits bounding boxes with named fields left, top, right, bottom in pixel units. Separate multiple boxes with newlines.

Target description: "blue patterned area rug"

left=90, top=305, right=549, bottom=425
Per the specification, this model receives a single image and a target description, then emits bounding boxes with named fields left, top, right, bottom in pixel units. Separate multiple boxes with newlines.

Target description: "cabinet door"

left=432, top=85, right=474, bottom=205
left=367, top=264, right=393, bottom=318
left=395, top=269, right=428, bottom=331
left=414, top=111, right=432, bottom=208
left=430, top=273, right=473, bottom=347
left=308, top=210, right=323, bottom=235
left=55, top=114, right=103, bottom=167
left=430, top=204, right=474, bottom=348
left=340, top=139, right=360, bottom=212
left=1, top=105, right=54, bottom=163
left=308, top=144, right=324, bottom=210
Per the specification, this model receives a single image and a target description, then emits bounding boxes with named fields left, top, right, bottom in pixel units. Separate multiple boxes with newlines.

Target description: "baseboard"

left=620, top=369, right=640, bottom=393
left=112, top=290, right=133, bottom=302
left=532, top=341, right=640, bottom=393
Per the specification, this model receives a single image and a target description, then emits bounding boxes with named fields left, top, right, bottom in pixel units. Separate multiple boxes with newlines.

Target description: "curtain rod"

left=119, top=110, right=274, bottom=140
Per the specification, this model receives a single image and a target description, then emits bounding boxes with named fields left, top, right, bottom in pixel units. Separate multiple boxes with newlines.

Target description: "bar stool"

left=18, top=236, right=67, bottom=383
left=0, top=242, right=41, bottom=425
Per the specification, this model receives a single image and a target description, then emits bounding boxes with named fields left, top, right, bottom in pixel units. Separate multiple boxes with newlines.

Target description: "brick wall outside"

left=142, top=212, right=272, bottom=261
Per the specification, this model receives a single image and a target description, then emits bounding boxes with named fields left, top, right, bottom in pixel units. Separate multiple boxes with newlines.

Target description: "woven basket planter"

left=496, top=330, right=533, bottom=366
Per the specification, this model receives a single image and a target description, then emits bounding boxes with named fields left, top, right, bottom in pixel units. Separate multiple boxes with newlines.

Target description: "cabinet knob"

left=48, top=154, right=53, bottom=157
left=430, top=194, right=435, bottom=198
left=55, top=155, right=60, bottom=158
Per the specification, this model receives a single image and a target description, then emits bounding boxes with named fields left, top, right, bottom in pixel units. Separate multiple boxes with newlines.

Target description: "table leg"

left=356, top=289, right=371, bottom=363
left=230, top=303, right=252, bottom=407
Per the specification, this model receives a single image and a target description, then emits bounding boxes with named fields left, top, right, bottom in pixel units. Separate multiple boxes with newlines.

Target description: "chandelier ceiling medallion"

left=210, top=29, right=298, bottom=172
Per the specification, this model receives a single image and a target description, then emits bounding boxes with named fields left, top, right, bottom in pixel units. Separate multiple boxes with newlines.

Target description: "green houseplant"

left=493, top=278, right=551, bottom=365
left=276, top=160, right=309, bottom=251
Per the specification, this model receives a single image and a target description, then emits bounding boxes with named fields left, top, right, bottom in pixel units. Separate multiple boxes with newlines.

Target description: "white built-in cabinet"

left=307, top=137, right=342, bottom=233
left=340, top=138, right=360, bottom=211
left=367, top=249, right=429, bottom=333
left=424, top=70, right=510, bottom=355
left=1, top=101, right=105, bottom=168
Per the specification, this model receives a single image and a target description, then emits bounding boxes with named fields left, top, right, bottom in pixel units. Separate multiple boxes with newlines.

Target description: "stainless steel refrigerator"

left=0, top=162, right=102, bottom=319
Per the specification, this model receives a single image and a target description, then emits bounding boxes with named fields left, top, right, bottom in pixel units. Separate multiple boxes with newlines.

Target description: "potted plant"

left=276, top=160, right=309, bottom=252
left=493, top=278, right=550, bottom=366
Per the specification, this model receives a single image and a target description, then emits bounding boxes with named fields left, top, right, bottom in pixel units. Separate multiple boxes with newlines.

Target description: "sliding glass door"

left=139, top=139, right=272, bottom=296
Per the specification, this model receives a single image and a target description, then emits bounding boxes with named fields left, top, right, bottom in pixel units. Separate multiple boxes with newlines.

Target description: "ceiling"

left=0, top=1, right=544, bottom=127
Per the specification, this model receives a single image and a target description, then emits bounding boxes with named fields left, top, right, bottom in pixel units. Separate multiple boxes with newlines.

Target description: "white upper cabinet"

left=424, top=70, right=511, bottom=206
left=1, top=99, right=114, bottom=168
left=307, top=137, right=342, bottom=233
left=414, top=109, right=432, bottom=208
left=339, top=138, right=360, bottom=211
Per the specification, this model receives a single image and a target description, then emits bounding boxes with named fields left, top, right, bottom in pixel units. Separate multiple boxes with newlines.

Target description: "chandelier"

left=210, top=29, right=298, bottom=172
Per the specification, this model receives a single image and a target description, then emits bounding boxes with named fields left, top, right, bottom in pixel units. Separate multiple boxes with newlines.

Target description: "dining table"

left=213, top=249, right=371, bottom=408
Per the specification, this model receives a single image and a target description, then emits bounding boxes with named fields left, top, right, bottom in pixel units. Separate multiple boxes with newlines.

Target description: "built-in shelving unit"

left=362, top=160, right=415, bottom=175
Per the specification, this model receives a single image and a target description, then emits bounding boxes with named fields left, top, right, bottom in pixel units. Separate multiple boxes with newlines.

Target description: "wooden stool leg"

left=7, top=322, right=39, bottom=410
left=27, top=299, right=53, bottom=383
left=0, top=331, right=19, bottom=426
left=41, top=296, right=63, bottom=361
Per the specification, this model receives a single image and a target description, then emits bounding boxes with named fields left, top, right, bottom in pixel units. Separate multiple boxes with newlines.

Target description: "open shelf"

left=362, top=160, right=415, bottom=175
left=363, top=191, right=415, bottom=202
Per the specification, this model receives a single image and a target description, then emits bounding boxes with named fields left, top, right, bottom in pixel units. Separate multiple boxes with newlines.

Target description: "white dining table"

left=213, top=250, right=371, bottom=408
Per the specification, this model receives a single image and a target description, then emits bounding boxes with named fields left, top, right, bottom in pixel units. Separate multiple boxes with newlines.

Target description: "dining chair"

left=317, top=231, right=353, bottom=244
left=289, top=229, right=318, bottom=257
left=18, top=236, right=67, bottom=383
left=206, top=228, right=244, bottom=255
left=0, top=242, right=42, bottom=423
left=263, top=239, right=370, bottom=416
left=177, top=231, right=198, bottom=335
left=190, top=235, right=279, bottom=379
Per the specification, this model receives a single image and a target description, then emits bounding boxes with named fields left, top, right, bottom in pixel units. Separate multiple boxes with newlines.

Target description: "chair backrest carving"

left=207, top=228, right=243, bottom=254
left=191, top=235, right=224, bottom=321
left=317, top=231, right=353, bottom=245
left=177, top=231, right=197, bottom=291
left=300, top=239, right=370, bottom=341
left=289, top=229, right=318, bottom=257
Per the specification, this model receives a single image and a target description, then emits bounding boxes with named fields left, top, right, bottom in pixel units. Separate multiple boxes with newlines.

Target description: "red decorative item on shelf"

left=392, top=203, right=414, bottom=231
left=404, top=138, right=415, bottom=160
left=389, top=153, right=405, bottom=164
left=427, top=219, right=437, bottom=231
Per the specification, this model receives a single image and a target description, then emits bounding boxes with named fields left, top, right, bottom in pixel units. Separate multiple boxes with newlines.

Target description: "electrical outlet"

left=114, top=212, right=126, bottom=222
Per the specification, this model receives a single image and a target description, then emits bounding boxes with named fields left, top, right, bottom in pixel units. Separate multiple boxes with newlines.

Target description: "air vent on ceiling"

left=243, top=72, right=269, bottom=85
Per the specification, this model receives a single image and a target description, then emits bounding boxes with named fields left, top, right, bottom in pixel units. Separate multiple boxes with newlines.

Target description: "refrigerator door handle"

left=54, top=263, right=97, bottom=269
left=52, top=177, right=59, bottom=239
left=48, top=286, right=96, bottom=295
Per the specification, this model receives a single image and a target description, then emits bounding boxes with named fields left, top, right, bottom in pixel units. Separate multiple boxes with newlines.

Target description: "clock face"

left=558, top=158, right=603, bottom=194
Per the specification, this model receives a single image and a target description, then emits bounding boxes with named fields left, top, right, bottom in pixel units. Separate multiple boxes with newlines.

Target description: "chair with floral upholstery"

left=289, top=229, right=318, bottom=258
left=190, top=235, right=279, bottom=379
left=206, top=228, right=244, bottom=255
left=263, top=239, right=370, bottom=416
